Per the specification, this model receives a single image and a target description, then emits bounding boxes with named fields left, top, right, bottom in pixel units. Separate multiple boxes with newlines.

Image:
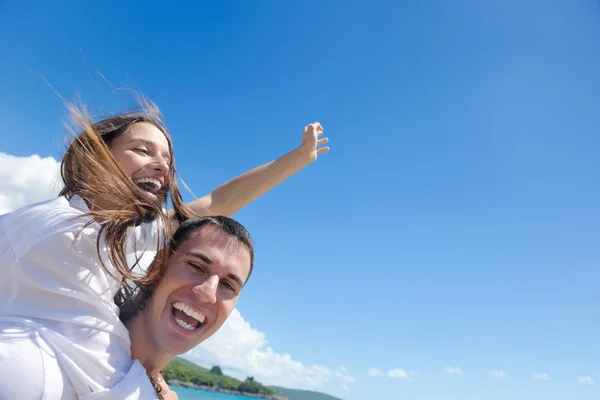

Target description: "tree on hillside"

left=210, top=366, right=223, bottom=375
left=238, top=377, right=262, bottom=394
left=191, top=374, right=215, bottom=387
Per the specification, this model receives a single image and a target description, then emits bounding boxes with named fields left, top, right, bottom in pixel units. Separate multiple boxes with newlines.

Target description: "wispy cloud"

left=490, top=370, right=507, bottom=379
left=388, top=369, right=415, bottom=381
left=577, top=376, right=594, bottom=385
left=338, top=366, right=348, bottom=374
left=534, top=372, right=550, bottom=381
left=340, top=384, right=350, bottom=391
left=183, top=309, right=355, bottom=395
left=335, top=370, right=356, bottom=383
left=368, top=368, right=383, bottom=377
left=444, top=366, right=464, bottom=376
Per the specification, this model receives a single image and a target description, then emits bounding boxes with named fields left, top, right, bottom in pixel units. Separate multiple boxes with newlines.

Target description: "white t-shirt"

left=0, top=195, right=163, bottom=399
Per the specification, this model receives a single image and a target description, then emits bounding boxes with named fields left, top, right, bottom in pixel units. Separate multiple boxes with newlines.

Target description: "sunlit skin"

left=95, top=121, right=329, bottom=218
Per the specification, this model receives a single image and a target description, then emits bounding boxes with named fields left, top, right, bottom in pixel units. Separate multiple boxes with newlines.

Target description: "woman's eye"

left=134, top=148, right=149, bottom=155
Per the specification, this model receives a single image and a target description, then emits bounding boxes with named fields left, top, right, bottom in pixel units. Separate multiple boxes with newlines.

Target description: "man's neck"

left=125, top=313, right=172, bottom=377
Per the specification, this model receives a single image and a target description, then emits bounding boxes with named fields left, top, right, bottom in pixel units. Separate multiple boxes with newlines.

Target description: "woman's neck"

left=125, top=313, right=172, bottom=378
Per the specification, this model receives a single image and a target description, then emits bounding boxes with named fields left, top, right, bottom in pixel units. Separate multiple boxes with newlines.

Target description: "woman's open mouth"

left=133, top=178, right=162, bottom=197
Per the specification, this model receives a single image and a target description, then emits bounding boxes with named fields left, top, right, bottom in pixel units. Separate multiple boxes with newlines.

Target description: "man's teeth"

left=175, top=317, right=196, bottom=331
left=134, top=178, right=161, bottom=191
left=173, top=302, right=206, bottom=324
left=174, top=317, right=196, bottom=331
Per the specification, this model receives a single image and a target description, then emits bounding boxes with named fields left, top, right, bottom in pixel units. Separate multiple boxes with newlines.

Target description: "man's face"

left=143, top=225, right=252, bottom=356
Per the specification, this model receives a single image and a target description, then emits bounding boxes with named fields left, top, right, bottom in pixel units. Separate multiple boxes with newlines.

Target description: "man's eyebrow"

left=227, top=273, right=244, bottom=288
left=185, top=251, right=245, bottom=287
left=185, top=251, right=212, bottom=264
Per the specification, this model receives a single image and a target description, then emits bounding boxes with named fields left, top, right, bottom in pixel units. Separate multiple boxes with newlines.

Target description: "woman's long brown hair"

left=59, top=98, right=197, bottom=288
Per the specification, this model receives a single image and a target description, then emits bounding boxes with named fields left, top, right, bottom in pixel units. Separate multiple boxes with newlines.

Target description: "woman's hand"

left=300, top=122, right=330, bottom=162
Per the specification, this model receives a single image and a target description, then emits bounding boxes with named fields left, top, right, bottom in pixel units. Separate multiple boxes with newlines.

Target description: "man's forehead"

left=179, top=226, right=249, bottom=261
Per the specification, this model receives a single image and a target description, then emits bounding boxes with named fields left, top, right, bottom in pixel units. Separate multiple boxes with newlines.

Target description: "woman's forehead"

left=125, top=123, right=169, bottom=144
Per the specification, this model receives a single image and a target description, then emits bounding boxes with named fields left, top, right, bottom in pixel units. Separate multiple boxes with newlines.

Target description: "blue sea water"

left=172, top=386, right=261, bottom=400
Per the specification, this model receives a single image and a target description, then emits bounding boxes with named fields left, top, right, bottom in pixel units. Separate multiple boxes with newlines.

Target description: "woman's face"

left=142, top=225, right=252, bottom=356
left=109, top=122, right=171, bottom=202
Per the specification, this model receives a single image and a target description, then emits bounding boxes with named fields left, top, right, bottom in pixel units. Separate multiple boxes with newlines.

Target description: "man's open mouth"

left=172, top=301, right=206, bottom=331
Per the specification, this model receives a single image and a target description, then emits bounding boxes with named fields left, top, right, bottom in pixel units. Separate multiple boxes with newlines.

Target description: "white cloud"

left=388, top=369, right=414, bottom=381
left=490, top=370, right=507, bottom=379
left=183, top=309, right=355, bottom=395
left=444, top=366, right=463, bottom=376
left=577, top=376, right=594, bottom=385
left=534, top=372, right=550, bottom=381
left=335, top=370, right=356, bottom=383
left=368, top=368, right=383, bottom=377
left=0, top=152, right=61, bottom=215
left=338, top=366, right=348, bottom=374
left=340, top=384, right=350, bottom=392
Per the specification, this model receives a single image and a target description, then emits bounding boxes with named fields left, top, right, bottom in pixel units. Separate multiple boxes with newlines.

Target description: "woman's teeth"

left=134, top=178, right=161, bottom=193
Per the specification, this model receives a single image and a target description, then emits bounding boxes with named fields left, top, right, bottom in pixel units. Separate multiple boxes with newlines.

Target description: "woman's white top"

left=0, top=195, right=162, bottom=399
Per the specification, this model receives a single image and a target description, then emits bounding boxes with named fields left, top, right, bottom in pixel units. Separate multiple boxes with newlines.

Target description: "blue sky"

left=1, top=1, right=600, bottom=399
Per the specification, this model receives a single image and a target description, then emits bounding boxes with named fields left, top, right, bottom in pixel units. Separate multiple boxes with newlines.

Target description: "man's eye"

left=221, top=281, right=235, bottom=291
left=187, top=262, right=205, bottom=273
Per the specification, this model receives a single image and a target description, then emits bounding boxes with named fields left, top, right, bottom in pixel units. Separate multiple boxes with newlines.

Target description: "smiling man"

left=122, top=216, right=254, bottom=394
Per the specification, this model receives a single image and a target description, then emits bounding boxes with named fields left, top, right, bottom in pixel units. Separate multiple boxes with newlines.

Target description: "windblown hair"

left=60, top=99, right=197, bottom=287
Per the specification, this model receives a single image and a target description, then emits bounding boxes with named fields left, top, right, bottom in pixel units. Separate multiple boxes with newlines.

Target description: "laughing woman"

left=0, top=100, right=329, bottom=399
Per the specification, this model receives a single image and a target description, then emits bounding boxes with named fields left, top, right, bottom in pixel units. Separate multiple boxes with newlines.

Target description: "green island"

left=164, top=356, right=282, bottom=399
left=164, top=357, right=343, bottom=400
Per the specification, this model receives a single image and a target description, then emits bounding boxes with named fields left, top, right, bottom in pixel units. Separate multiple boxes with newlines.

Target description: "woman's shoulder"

left=129, top=212, right=166, bottom=248
left=1, top=196, right=95, bottom=257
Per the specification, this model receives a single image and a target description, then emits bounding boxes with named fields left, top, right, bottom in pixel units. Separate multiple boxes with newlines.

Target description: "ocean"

left=172, top=386, right=263, bottom=400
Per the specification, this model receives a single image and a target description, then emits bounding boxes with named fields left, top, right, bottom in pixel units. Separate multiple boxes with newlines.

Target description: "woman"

left=0, top=100, right=328, bottom=399
left=119, top=215, right=255, bottom=400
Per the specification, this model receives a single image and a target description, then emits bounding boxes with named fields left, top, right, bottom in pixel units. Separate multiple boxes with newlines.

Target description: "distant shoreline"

left=168, top=380, right=287, bottom=400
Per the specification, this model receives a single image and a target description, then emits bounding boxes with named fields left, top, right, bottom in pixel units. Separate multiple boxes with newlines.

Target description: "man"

left=122, top=216, right=254, bottom=398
